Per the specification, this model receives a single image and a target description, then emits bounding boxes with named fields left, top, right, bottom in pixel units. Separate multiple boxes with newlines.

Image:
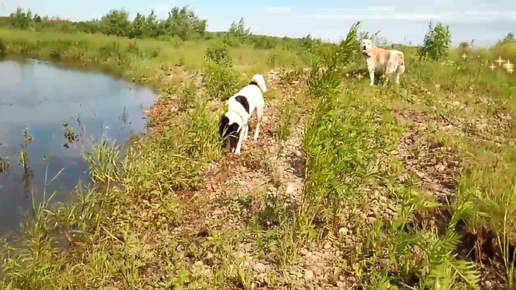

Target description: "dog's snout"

left=363, top=45, right=367, bottom=50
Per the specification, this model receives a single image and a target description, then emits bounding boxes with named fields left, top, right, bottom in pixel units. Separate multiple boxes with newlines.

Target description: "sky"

left=0, top=0, right=515, bottom=47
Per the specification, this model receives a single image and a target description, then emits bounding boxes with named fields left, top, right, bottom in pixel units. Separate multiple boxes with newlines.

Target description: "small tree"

left=162, top=6, right=207, bottom=40
left=129, top=13, right=146, bottom=38
left=228, top=18, right=251, bottom=41
left=100, top=9, right=131, bottom=37
left=9, top=7, right=33, bottom=29
left=497, top=32, right=515, bottom=46
left=504, top=32, right=515, bottom=42
left=144, top=10, right=161, bottom=38
left=418, top=22, right=451, bottom=61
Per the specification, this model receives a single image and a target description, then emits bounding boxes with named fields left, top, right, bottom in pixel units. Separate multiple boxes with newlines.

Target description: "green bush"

left=204, top=43, right=231, bottom=65
left=202, top=43, right=245, bottom=101
left=418, top=22, right=451, bottom=61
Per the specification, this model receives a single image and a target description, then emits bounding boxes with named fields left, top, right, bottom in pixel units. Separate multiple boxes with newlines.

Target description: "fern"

left=421, top=214, right=480, bottom=290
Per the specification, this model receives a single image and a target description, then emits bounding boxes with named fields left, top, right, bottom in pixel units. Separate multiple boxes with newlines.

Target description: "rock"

left=385, top=208, right=396, bottom=216
left=367, top=216, right=377, bottom=224
left=304, top=269, right=315, bottom=281
left=379, top=259, right=389, bottom=268
left=323, top=242, right=331, bottom=249
left=256, top=273, right=269, bottom=285
left=205, top=251, right=214, bottom=260
left=312, top=264, right=324, bottom=275
left=243, top=243, right=253, bottom=252
left=286, top=183, right=297, bottom=195
left=290, top=266, right=303, bottom=278
left=252, top=262, right=267, bottom=273
left=338, top=227, right=348, bottom=236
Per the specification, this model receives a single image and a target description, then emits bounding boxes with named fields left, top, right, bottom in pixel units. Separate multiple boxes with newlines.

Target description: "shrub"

left=205, top=43, right=231, bottom=66
left=0, top=39, right=6, bottom=57
left=418, top=22, right=451, bottom=61
left=203, top=43, right=245, bottom=101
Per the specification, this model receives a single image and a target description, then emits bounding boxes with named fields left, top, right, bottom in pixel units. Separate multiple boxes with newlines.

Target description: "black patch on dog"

left=249, top=80, right=258, bottom=86
left=219, top=115, right=240, bottom=151
left=234, top=95, right=250, bottom=114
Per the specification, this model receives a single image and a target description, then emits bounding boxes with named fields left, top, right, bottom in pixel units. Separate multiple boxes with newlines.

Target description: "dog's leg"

left=243, top=123, right=249, bottom=140
left=234, top=125, right=246, bottom=154
left=395, top=65, right=405, bottom=85
left=384, top=64, right=396, bottom=87
left=368, top=66, right=375, bottom=86
left=226, top=138, right=231, bottom=152
left=254, top=104, right=264, bottom=140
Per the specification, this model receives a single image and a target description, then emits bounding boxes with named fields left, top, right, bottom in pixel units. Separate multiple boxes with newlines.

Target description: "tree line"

left=0, top=7, right=311, bottom=50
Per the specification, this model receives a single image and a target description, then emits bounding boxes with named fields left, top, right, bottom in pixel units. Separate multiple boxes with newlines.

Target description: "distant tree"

left=228, top=18, right=251, bottom=40
left=144, top=10, right=161, bottom=38
left=161, top=6, right=207, bottom=40
left=9, top=7, right=33, bottom=29
left=129, top=12, right=146, bottom=38
left=503, top=32, right=515, bottom=43
left=99, top=9, right=131, bottom=37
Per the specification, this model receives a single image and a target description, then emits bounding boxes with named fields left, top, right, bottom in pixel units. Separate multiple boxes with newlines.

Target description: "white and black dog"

left=219, top=74, right=267, bottom=154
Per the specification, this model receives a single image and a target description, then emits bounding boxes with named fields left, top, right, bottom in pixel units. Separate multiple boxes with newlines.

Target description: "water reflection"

left=0, top=58, right=157, bottom=236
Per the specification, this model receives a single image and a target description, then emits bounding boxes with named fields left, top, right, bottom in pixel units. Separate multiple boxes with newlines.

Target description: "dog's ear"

left=219, top=116, right=229, bottom=137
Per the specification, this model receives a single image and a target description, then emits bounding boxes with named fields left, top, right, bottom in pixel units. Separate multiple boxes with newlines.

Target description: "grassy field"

left=1, top=13, right=516, bottom=290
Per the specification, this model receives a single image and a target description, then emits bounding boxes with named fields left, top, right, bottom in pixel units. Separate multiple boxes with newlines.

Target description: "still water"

left=0, top=58, right=157, bottom=236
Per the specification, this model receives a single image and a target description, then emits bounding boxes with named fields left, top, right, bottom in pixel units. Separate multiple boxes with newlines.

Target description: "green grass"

left=2, top=25, right=516, bottom=290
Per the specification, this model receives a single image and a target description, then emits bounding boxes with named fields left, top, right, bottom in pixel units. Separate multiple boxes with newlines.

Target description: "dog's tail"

left=250, top=74, right=267, bottom=93
left=397, top=51, right=405, bottom=67
left=396, top=51, right=405, bottom=74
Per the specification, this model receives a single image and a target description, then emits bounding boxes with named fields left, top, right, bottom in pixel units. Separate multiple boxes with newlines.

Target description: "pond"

left=0, top=58, right=158, bottom=237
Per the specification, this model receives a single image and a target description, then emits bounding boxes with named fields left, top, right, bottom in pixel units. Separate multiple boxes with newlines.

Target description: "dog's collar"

left=226, top=110, right=245, bottom=130
left=249, top=80, right=258, bottom=86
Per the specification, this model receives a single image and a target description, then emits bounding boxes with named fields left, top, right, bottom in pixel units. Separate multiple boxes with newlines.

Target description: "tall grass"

left=1, top=12, right=516, bottom=290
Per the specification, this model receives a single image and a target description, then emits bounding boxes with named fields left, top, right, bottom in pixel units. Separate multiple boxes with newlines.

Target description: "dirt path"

left=147, top=69, right=362, bottom=289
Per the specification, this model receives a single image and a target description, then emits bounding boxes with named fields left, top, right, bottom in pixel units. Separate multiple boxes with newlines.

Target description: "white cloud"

left=367, top=6, right=395, bottom=12
left=149, top=6, right=171, bottom=18
left=266, top=7, right=291, bottom=14
left=464, top=10, right=516, bottom=20
left=299, top=10, right=516, bottom=23
left=300, top=13, right=441, bottom=21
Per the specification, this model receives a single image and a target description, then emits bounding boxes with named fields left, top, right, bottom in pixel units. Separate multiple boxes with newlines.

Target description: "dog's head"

left=219, top=115, right=240, bottom=151
left=360, top=39, right=374, bottom=57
